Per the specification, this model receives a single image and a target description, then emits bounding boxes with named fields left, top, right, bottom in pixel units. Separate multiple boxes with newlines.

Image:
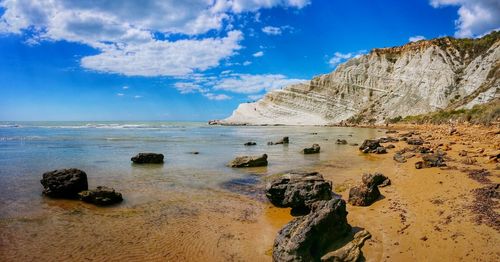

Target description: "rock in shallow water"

left=265, top=172, right=332, bottom=212
left=228, top=154, right=268, bottom=167
left=359, top=140, right=383, bottom=153
left=244, top=141, right=257, bottom=146
left=303, top=144, right=321, bottom=154
left=336, top=139, right=348, bottom=145
left=79, top=186, right=123, bottom=206
left=40, top=168, right=88, bottom=198
left=268, top=136, right=289, bottom=145
left=273, top=198, right=351, bottom=262
left=131, top=153, right=164, bottom=164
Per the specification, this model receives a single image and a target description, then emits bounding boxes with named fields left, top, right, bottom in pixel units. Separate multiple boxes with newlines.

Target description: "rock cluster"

left=336, top=139, right=348, bottom=145
left=268, top=136, right=289, bottom=145
left=40, top=168, right=123, bottom=206
left=359, top=140, right=386, bottom=154
left=415, top=152, right=446, bottom=169
left=244, top=141, right=257, bottom=146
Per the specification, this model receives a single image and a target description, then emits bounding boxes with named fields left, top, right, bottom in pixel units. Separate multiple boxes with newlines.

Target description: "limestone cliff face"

left=223, top=32, right=500, bottom=125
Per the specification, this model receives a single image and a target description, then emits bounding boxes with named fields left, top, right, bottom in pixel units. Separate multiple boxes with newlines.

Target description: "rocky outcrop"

left=273, top=198, right=351, bottom=262
left=265, top=172, right=332, bottom=212
left=359, top=140, right=386, bottom=154
left=131, top=153, right=164, bottom=164
left=221, top=32, right=500, bottom=125
left=40, top=168, right=88, bottom=198
left=415, top=151, right=447, bottom=169
left=228, top=154, right=268, bottom=167
left=268, top=136, right=289, bottom=145
left=348, top=173, right=390, bottom=206
left=303, top=144, right=321, bottom=154
left=244, top=141, right=257, bottom=146
left=79, top=186, right=123, bottom=206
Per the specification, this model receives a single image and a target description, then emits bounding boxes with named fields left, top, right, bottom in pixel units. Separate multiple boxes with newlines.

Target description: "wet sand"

left=316, top=124, right=499, bottom=261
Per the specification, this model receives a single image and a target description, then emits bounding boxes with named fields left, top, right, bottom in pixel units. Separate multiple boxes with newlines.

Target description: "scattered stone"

left=469, top=184, right=500, bottom=231
left=273, top=199, right=351, bottom=262
left=131, top=153, right=164, bottom=164
left=359, top=140, right=382, bottom=153
left=448, top=127, right=457, bottom=135
left=79, top=186, right=123, bottom=206
left=415, top=152, right=446, bottom=169
left=467, top=169, right=491, bottom=184
left=244, top=141, right=257, bottom=146
left=321, top=230, right=372, bottom=262
left=462, top=157, right=477, bottom=165
left=268, top=137, right=289, bottom=145
left=265, top=172, right=332, bottom=212
left=393, top=153, right=407, bottom=163
left=378, top=137, right=399, bottom=143
left=348, top=185, right=380, bottom=206
left=362, top=173, right=391, bottom=188
left=399, top=131, right=416, bottom=138
left=303, top=144, right=321, bottom=154
left=40, top=168, right=88, bottom=198
left=228, top=154, right=268, bottom=168
left=375, top=147, right=387, bottom=154
left=349, top=143, right=359, bottom=146
left=407, top=138, right=424, bottom=145
left=386, top=130, right=398, bottom=134
left=386, top=144, right=396, bottom=149
left=336, top=139, right=348, bottom=145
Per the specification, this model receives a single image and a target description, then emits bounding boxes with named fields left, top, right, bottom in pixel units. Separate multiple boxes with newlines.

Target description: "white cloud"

left=253, top=51, right=264, bottom=57
left=117, top=93, right=124, bottom=96
left=122, top=86, right=129, bottom=90
left=213, top=73, right=307, bottom=94
left=262, top=26, right=282, bottom=35
left=243, top=61, right=252, bottom=66
left=174, top=82, right=208, bottom=94
left=429, top=0, right=500, bottom=37
left=409, top=35, right=426, bottom=42
left=0, top=0, right=308, bottom=77
left=248, top=94, right=264, bottom=100
left=203, top=93, right=232, bottom=100
left=328, top=50, right=367, bottom=68
left=81, top=31, right=243, bottom=76
left=134, top=95, right=143, bottom=99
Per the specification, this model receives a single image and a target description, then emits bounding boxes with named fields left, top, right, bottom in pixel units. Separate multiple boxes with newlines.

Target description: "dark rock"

left=265, top=172, right=332, bottom=212
left=359, top=139, right=382, bottom=153
left=349, top=143, right=359, bottom=146
left=321, top=230, right=372, bottom=262
left=348, top=185, right=380, bottom=206
left=79, top=186, right=123, bottom=206
left=375, top=147, right=387, bottom=154
left=228, top=154, right=268, bottom=167
left=386, top=144, right=396, bottom=149
left=336, top=139, right=348, bottom=145
left=273, top=199, right=351, bottom=262
left=40, top=168, right=88, bottom=198
left=303, top=144, right=321, bottom=154
left=393, top=153, right=407, bottom=163
left=386, top=130, right=398, bottom=134
left=268, top=136, right=289, bottom=145
left=399, top=131, right=417, bottom=138
left=244, top=141, right=257, bottom=146
left=407, top=138, right=424, bottom=145
left=131, top=153, right=164, bottom=164
left=362, top=173, right=390, bottom=188
left=188, top=151, right=199, bottom=154
left=415, top=152, right=446, bottom=169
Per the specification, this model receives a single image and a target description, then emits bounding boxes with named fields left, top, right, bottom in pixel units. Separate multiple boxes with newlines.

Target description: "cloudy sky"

left=0, top=0, right=498, bottom=121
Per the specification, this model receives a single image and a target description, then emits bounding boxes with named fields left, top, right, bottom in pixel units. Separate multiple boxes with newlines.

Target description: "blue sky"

left=0, top=0, right=498, bottom=121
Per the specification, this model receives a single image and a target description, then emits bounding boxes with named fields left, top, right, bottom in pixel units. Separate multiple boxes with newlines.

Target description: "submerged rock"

left=303, top=144, right=321, bottom=154
left=40, top=168, right=88, bottom=198
left=336, top=139, right=348, bottom=145
left=268, top=136, right=289, bottom=145
left=244, top=141, right=257, bottom=146
left=131, top=153, right=164, bottom=164
left=79, top=186, right=123, bottom=206
left=265, top=172, right=332, bottom=212
left=273, top=198, right=351, bottom=262
left=321, top=230, right=372, bottom=262
left=228, top=154, right=268, bottom=167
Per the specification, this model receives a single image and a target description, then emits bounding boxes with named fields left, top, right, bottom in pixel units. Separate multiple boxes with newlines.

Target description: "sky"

left=0, top=0, right=498, bottom=121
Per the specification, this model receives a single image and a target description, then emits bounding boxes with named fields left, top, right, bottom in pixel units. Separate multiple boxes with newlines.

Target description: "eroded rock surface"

left=131, top=153, right=164, bottom=164
left=79, top=186, right=123, bottom=206
left=41, top=168, right=88, bottom=198
left=303, top=144, right=321, bottom=154
left=228, top=154, right=268, bottom=167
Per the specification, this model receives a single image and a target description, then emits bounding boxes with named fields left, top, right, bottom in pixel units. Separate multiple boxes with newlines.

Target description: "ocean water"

left=0, top=121, right=384, bottom=260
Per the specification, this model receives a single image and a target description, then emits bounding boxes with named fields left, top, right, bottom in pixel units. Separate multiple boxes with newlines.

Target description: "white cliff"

left=222, top=32, right=500, bottom=125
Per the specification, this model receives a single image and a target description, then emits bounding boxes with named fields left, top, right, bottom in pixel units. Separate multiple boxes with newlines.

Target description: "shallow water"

left=0, top=121, right=383, bottom=261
